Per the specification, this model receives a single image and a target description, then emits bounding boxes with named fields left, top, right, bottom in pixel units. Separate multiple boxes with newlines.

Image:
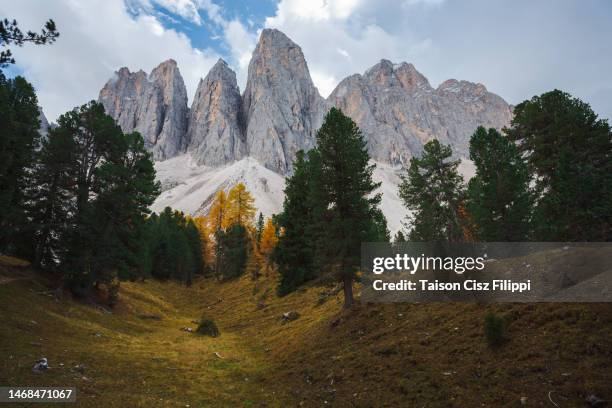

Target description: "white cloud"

left=310, top=70, right=338, bottom=97
left=402, top=0, right=445, bottom=8
left=223, top=20, right=258, bottom=88
left=143, top=0, right=256, bottom=89
left=263, top=0, right=434, bottom=97
left=2, top=0, right=610, bottom=123
left=150, top=0, right=203, bottom=24
left=0, top=0, right=221, bottom=120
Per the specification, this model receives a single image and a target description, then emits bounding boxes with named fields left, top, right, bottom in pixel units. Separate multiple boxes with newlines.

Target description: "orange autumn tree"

left=210, top=184, right=258, bottom=280
left=209, top=190, right=229, bottom=232
left=458, top=203, right=476, bottom=242
left=227, top=183, right=256, bottom=227
left=259, top=218, right=278, bottom=270
left=189, top=215, right=214, bottom=269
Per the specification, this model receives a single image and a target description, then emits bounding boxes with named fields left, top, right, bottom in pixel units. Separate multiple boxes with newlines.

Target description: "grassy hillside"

left=1, top=256, right=611, bottom=407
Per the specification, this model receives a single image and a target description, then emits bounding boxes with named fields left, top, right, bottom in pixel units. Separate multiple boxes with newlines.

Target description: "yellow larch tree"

left=209, top=190, right=229, bottom=232
left=259, top=218, right=278, bottom=259
left=227, top=183, right=256, bottom=227
left=208, top=190, right=229, bottom=276
left=190, top=215, right=214, bottom=268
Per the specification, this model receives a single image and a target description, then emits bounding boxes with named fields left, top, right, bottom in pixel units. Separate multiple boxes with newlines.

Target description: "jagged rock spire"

left=241, top=28, right=329, bottom=173
left=99, top=59, right=188, bottom=160
left=186, top=59, right=246, bottom=166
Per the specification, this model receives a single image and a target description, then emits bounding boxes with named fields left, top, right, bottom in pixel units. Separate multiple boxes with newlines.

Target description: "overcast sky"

left=1, top=0, right=611, bottom=122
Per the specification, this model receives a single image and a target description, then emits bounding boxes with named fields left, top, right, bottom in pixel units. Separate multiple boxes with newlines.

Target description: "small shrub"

left=196, top=317, right=220, bottom=337
left=484, top=312, right=507, bottom=347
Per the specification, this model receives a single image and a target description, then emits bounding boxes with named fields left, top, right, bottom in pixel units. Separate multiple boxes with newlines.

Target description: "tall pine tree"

left=314, top=107, right=384, bottom=308
left=273, top=150, right=317, bottom=295
left=466, top=127, right=532, bottom=241
left=506, top=90, right=612, bottom=241
left=399, top=140, right=465, bottom=242
left=0, top=73, right=41, bottom=253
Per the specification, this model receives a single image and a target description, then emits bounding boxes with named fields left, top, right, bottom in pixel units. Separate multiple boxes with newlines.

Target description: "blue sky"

left=1, top=0, right=611, bottom=122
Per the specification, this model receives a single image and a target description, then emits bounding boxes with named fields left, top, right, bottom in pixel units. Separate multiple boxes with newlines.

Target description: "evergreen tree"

left=216, top=223, right=249, bottom=280
left=184, top=219, right=203, bottom=284
left=256, top=212, right=264, bottom=246
left=399, top=140, right=465, bottom=242
left=273, top=150, right=317, bottom=295
left=147, top=208, right=201, bottom=284
left=0, top=18, right=59, bottom=67
left=314, top=107, right=383, bottom=308
left=92, top=131, right=160, bottom=281
left=466, top=127, right=532, bottom=241
left=393, top=230, right=406, bottom=245
left=29, top=127, right=76, bottom=268
left=29, top=101, right=159, bottom=295
left=506, top=90, right=612, bottom=241
left=0, top=73, right=41, bottom=253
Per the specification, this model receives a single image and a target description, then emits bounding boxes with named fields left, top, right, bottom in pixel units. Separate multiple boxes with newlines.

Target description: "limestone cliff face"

left=241, top=29, right=329, bottom=173
left=98, top=31, right=512, bottom=172
left=98, top=59, right=188, bottom=160
left=186, top=59, right=246, bottom=166
left=329, top=60, right=513, bottom=165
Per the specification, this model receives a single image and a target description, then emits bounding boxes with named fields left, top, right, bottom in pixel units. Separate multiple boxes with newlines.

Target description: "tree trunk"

left=343, top=274, right=354, bottom=309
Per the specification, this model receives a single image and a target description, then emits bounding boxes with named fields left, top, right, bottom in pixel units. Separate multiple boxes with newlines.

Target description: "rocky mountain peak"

left=99, top=28, right=512, bottom=176
left=98, top=60, right=188, bottom=161
left=437, top=79, right=487, bottom=95
left=364, top=59, right=431, bottom=92
left=242, top=28, right=328, bottom=173
left=185, top=58, right=246, bottom=166
left=329, top=59, right=513, bottom=165
left=395, top=62, right=432, bottom=92
left=205, top=59, right=237, bottom=86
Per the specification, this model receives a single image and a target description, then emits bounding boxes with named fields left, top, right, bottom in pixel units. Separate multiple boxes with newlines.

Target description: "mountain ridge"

left=98, top=28, right=511, bottom=230
left=99, top=28, right=512, bottom=172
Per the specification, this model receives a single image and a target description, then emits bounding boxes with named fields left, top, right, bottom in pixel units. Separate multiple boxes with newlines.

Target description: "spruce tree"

left=506, top=90, right=612, bottom=241
left=466, top=127, right=532, bottom=241
left=399, top=140, right=465, bottom=242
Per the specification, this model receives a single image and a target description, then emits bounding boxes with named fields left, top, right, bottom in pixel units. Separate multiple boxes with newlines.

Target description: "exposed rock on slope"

left=98, top=59, right=188, bottom=160
left=241, top=29, right=329, bottom=173
left=328, top=59, right=513, bottom=165
left=186, top=59, right=246, bottom=166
